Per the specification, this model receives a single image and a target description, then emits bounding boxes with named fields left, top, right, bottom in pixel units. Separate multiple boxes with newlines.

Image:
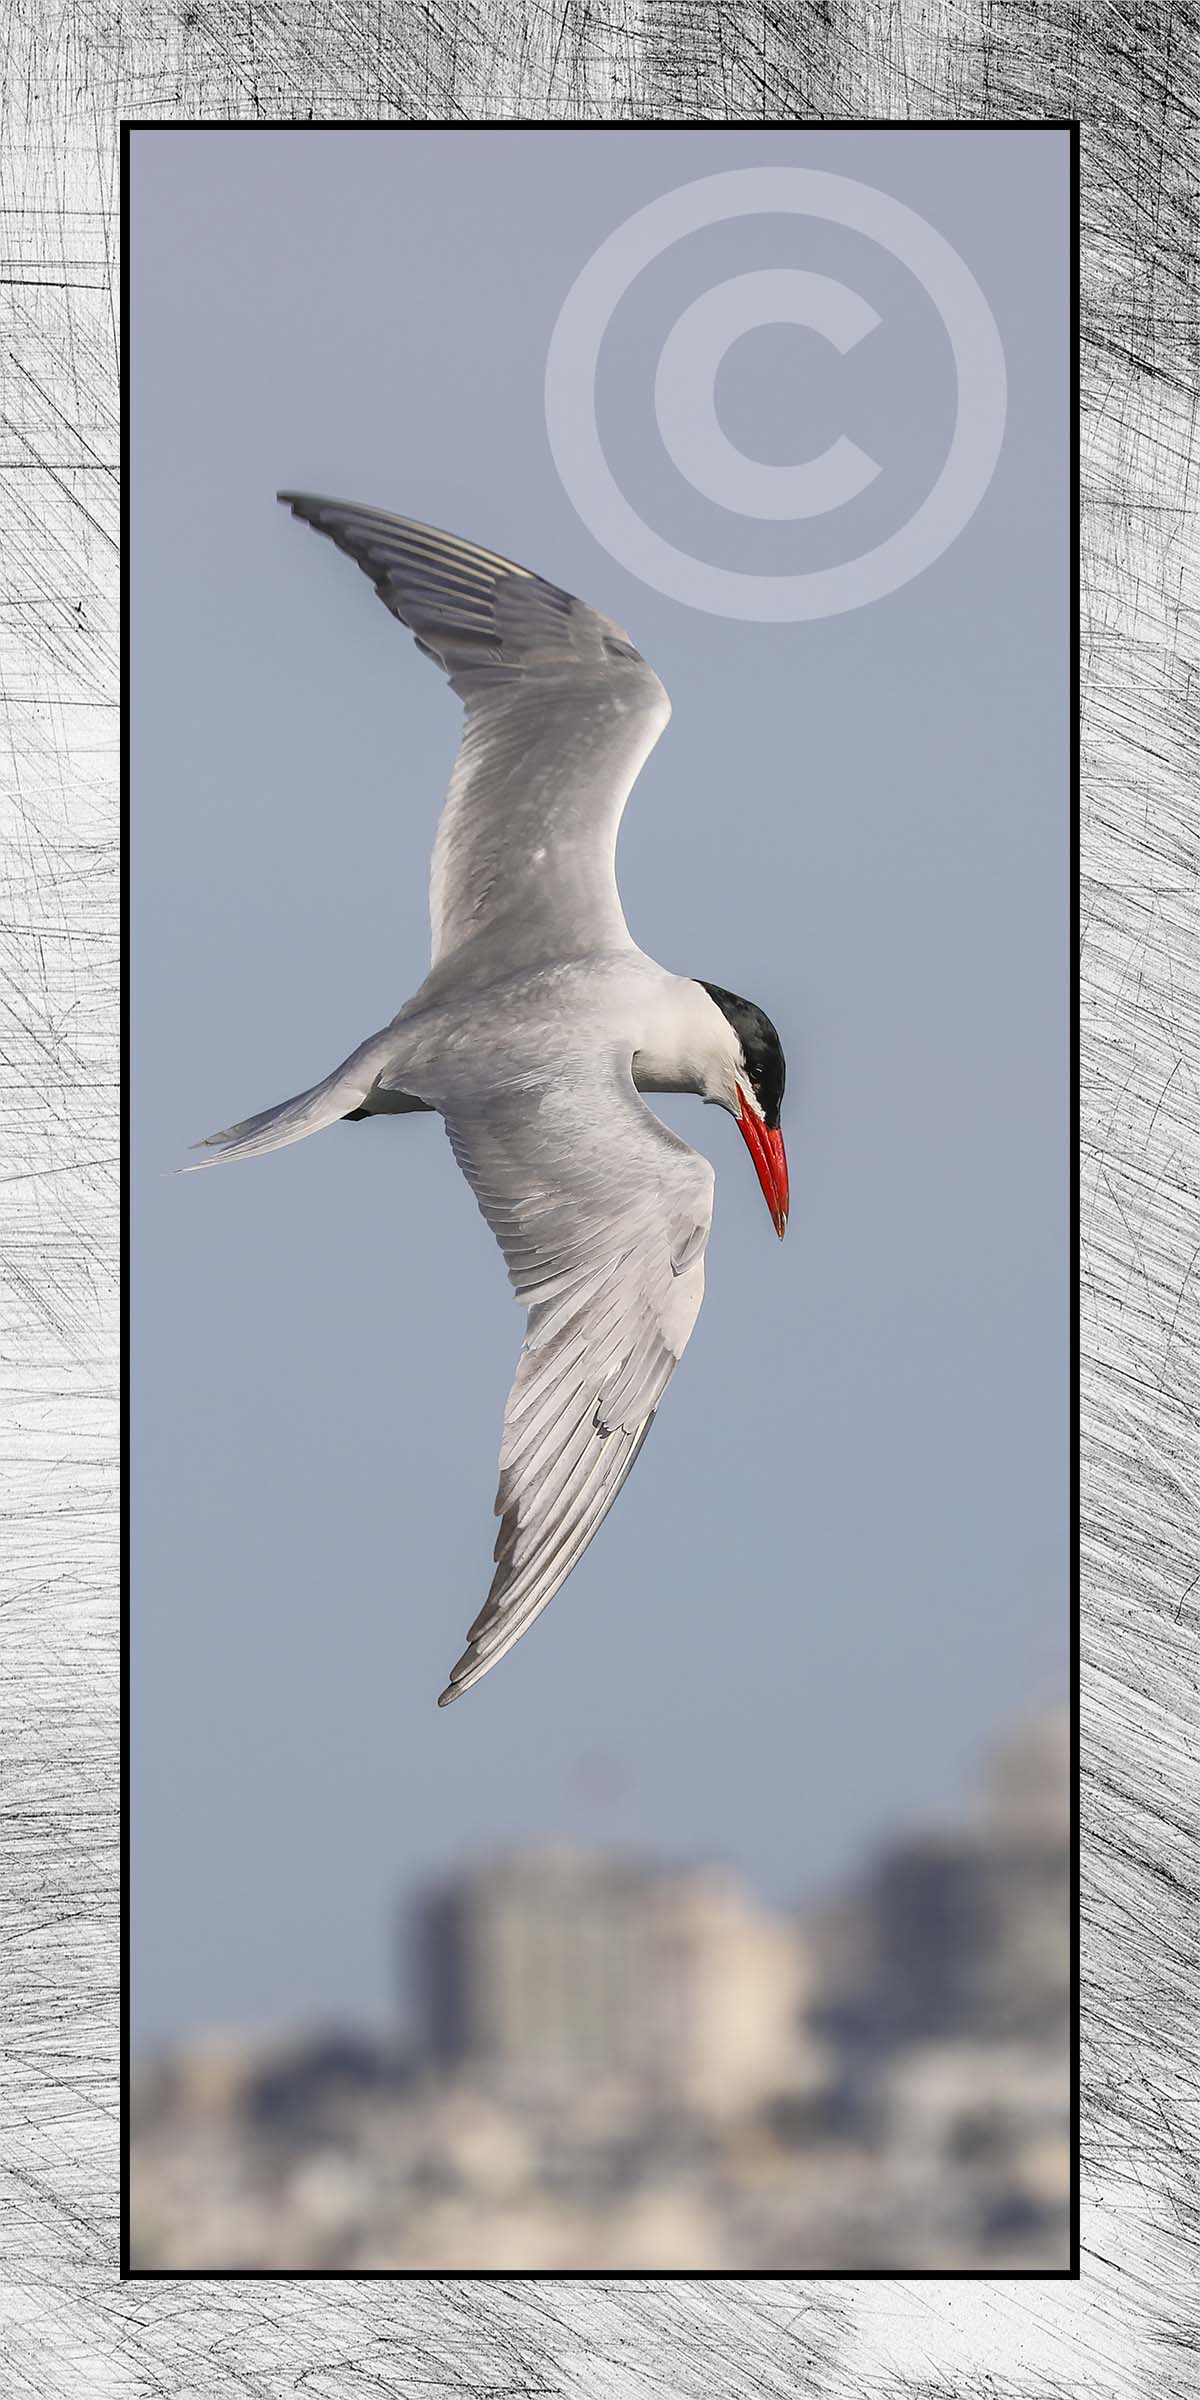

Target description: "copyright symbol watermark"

left=544, top=167, right=1007, bottom=623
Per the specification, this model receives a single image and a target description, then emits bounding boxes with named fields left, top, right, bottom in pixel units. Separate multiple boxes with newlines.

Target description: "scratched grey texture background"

left=1, top=10, right=1196, bottom=2400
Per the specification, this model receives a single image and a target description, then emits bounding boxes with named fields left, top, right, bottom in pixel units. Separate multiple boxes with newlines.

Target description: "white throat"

left=632, top=977, right=746, bottom=1111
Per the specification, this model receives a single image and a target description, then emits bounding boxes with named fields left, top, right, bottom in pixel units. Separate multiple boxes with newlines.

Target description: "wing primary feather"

left=437, top=1071, right=711, bottom=1705
left=440, top=1414, right=658, bottom=1706
left=279, top=491, right=671, bottom=972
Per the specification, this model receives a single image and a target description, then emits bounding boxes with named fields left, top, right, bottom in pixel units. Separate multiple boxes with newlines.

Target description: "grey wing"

left=437, top=1059, right=715, bottom=1705
left=278, top=494, right=671, bottom=972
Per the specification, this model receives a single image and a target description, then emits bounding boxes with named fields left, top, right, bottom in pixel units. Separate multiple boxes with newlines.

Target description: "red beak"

left=736, top=1100, right=789, bottom=1238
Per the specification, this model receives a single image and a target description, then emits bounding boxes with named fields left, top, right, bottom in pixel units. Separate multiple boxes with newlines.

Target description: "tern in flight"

left=195, top=496, right=789, bottom=1706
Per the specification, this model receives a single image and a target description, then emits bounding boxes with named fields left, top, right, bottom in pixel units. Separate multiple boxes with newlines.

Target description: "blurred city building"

left=419, top=1847, right=821, bottom=2116
left=813, top=1712, right=1072, bottom=2054
left=130, top=1707, right=1072, bottom=2271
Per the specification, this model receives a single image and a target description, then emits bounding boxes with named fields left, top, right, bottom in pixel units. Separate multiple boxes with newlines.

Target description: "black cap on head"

left=697, top=982, right=786, bottom=1128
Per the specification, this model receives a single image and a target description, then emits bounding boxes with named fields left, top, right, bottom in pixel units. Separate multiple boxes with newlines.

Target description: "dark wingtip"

left=277, top=490, right=334, bottom=528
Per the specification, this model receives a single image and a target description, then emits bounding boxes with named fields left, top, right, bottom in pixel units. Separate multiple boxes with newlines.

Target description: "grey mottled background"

left=1, top=7, right=1197, bottom=2399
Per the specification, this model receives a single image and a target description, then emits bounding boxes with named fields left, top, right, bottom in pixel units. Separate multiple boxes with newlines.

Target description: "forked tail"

left=186, top=1036, right=410, bottom=1168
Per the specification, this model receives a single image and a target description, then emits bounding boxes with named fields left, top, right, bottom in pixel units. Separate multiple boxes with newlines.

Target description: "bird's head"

left=695, top=980, right=789, bottom=1239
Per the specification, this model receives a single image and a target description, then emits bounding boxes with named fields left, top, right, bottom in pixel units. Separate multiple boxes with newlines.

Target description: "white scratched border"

left=3, top=7, right=1196, bottom=2393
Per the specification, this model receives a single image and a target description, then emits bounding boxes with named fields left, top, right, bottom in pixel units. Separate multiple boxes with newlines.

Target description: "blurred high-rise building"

left=132, top=1710, right=1071, bottom=2269
left=417, top=1846, right=821, bottom=2116
left=811, top=1709, right=1071, bottom=2055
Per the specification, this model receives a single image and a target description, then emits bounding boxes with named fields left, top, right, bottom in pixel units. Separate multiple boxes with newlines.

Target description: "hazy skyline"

left=132, top=126, right=1070, bottom=2052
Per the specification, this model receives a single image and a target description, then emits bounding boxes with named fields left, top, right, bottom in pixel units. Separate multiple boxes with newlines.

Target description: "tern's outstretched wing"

left=437, top=1057, right=715, bottom=1705
left=278, top=494, right=671, bottom=974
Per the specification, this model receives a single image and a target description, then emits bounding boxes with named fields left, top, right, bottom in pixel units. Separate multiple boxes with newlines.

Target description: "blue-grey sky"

left=131, top=127, right=1070, bottom=2054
